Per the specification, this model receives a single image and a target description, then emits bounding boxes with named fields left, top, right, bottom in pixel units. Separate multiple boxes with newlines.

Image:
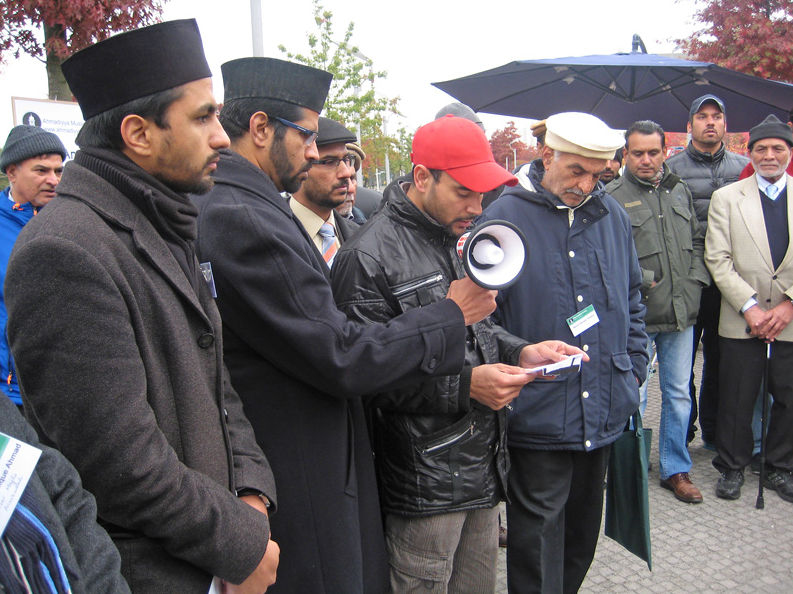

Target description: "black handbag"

left=604, top=412, right=652, bottom=570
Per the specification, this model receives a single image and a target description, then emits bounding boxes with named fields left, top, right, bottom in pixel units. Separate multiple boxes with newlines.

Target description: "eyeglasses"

left=272, top=116, right=318, bottom=146
left=310, top=155, right=355, bottom=168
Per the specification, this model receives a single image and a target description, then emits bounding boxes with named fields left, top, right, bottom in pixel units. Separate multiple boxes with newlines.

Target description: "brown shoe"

left=660, top=472, right=703, bottom=503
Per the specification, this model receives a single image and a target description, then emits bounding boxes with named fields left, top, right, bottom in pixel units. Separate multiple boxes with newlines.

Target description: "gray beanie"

left=0, top=126, right=68, bottom=173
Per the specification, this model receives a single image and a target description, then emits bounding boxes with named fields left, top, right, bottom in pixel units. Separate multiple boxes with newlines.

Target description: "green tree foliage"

left=0, top=0, right=164, bottom=100
left=676, top=0, right=793, bottom=83
left=279, top=0, right=408, bottom=185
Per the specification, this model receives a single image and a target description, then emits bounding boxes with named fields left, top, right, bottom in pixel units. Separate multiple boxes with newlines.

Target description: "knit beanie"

left=748, top=114, right=793, bottom=150
left=0, top=126, right=67, bottom=173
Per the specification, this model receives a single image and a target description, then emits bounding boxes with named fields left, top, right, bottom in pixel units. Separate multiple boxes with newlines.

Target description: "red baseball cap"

left=411, top=115, right=518, bottom=193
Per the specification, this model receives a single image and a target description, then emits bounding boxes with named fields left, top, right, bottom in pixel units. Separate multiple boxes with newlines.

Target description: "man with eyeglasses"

left=193, top=57, right=500, bottom=594
left=289, top=117, right=360, bottom=264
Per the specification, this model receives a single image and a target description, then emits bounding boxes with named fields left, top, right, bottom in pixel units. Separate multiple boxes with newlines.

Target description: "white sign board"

left=11, top=97, right=83, bottom=163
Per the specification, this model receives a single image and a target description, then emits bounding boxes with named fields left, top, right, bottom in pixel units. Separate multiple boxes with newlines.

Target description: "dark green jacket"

left=607, top=166, right=710, bottom=334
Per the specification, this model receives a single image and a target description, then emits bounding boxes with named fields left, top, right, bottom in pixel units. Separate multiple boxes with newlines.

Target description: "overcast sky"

left=0, top=0, right=700, bottom=140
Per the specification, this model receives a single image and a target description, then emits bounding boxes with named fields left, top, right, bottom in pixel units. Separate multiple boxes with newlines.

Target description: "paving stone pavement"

left=495, top=348, right=793, bottom=593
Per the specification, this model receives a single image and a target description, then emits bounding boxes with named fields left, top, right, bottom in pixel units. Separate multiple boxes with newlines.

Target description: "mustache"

left=565, top=188, right=586, bottom=197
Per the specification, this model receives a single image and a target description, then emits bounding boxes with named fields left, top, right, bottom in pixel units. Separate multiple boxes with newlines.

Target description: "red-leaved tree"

left=0, top=1, right=165, bottom=100
left=676, top=0, right=793, bottom=83
left=490, top=122, right=533, bottom=171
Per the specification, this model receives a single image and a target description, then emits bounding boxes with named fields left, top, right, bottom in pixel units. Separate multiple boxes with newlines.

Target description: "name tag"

left=0, top=432, right=42, bottom=535
left=567, top=304, right=599, bottom=337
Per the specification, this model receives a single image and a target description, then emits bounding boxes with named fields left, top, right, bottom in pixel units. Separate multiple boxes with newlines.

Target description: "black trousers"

left=713, top=338, right=793, bottom=473
left=689, top=283, right=722, bottom=442
left=506, top=446, right=610, bottom=594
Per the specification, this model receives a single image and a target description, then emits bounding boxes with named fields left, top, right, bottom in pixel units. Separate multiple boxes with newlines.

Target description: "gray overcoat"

left=5, top=160, right=276, bottom=593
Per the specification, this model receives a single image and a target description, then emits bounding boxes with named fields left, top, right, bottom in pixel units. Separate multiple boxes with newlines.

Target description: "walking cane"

left=756, top=342, right=772, bottom=510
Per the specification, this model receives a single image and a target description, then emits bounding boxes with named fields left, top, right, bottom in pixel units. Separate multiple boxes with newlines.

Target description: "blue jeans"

left=640, top=327, right=694, bottom=479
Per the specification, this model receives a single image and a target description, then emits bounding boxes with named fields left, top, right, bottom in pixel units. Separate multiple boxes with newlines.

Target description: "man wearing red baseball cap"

left=331, top=115, right=585, bottom=593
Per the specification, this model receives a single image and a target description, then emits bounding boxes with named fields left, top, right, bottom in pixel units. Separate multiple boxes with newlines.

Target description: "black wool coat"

left=193, top=149, right=467, bottom=594
left=5, top=158, right=275, bottom=593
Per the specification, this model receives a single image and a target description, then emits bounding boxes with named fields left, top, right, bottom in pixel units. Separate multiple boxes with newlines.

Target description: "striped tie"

left=319, top=223, right=338, bottom=267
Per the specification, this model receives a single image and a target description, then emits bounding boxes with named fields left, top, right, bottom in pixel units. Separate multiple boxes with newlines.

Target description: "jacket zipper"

left=392, top=274, right=443, bottom=297
left=421, top=422, right=475, bottom=454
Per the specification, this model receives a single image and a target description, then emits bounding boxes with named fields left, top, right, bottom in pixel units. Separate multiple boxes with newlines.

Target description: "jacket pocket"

left=670, top=204, right=694, bottom=251
left=628, top=209, right=664, bottom=288
left=392, top=272, right=446, bottom=313
left=607, top=352, right=639, bottom=431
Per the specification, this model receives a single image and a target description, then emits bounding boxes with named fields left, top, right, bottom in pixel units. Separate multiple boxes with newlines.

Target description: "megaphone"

left=456, top=220, right=529, bottom=290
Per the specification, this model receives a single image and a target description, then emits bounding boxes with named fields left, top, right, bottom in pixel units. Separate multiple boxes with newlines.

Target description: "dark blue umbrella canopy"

left=433, top=52, right=793, bottom=132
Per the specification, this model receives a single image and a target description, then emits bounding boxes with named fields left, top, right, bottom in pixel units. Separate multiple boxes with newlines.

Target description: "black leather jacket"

left=331, top=183, right=528, bottom=516
left=666, top=143, right=749, bottom=234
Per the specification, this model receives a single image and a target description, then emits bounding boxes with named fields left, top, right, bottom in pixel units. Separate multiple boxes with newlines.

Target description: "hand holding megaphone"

left=456, top=220, right=529, bottom=290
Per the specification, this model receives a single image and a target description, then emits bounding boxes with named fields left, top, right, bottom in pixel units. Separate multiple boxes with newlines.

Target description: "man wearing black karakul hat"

left=4, top=20, right=279, bottom=594
left=193, top=57, right=498, bottom=594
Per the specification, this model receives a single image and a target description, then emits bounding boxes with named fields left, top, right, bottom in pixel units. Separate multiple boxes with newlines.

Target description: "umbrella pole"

left=756, top=342, right=771, bottom=510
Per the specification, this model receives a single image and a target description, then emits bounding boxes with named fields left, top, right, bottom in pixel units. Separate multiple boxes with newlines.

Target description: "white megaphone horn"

left=456, top=220, right=529, bottom=290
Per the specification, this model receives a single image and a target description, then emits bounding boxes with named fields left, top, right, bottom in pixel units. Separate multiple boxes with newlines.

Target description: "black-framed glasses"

left=272, top=116, right=318, bottom=146
left=310, top=155, right=355, bottom=168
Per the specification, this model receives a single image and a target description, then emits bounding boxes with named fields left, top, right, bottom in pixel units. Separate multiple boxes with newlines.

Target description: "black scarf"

left=74, top=147, right=203, bottom=296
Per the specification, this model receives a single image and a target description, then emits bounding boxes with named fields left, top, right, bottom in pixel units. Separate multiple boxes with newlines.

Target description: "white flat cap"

left=545, top=112, right=624, bottom=160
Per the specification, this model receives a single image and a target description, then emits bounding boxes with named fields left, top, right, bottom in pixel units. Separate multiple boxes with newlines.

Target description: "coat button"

left=569, top=251, right=575, bottom=258
left=585, top=440, right=592, bottom=448
left=428, top=358, right=437, bottom=370
left=198, top=333, right=215, bottom=348
left=582, top=391, right=589, bottom=399
left=583, top=344, right=589, bottom=352
left=773, top=275, right=778, bottom=280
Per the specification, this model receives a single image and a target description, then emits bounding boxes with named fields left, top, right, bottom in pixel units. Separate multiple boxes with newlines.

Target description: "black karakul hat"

left=62, top=19, right=212, bottom=120
left=221, top=58, right=332, bottom=114
left=317, top=117, right=357, bottom=147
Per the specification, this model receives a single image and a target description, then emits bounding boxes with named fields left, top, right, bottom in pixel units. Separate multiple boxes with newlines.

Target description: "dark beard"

left=271, top=136, right=307, bottom=194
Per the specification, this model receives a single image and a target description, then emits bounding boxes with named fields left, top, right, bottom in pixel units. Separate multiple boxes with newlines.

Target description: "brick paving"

left=495, top=349, right=793, bottom=593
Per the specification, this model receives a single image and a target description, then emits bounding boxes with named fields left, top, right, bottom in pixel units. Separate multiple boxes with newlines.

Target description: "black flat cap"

left=748, top=114, right=793, bottom=150
left=317, top=118, right=357, bottom=147
left=221, top=57, right=332, bottom=114
left=62, top=19, right=212, bottom=120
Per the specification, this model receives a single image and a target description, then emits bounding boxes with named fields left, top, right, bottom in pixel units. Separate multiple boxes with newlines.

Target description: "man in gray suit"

left=706, top=114, right=793, bottom=503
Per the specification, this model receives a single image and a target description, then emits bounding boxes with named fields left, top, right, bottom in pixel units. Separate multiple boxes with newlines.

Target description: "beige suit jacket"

left=705, top=173, right=793, bottom=340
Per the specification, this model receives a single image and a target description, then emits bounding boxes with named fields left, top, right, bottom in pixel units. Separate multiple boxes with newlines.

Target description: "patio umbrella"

left=432, top=38, right=793, bottom=132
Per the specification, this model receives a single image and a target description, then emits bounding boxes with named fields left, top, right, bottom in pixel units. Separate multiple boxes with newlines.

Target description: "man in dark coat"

left=480, top=112, right=647, bottom=594
left=666, top=94, right=749, bottom=446
left=193, top=57, right=497, bottom=594
left=4, top=21, right=278, bottom=594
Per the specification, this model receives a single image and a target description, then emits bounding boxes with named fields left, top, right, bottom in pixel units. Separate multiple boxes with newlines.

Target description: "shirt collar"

left=756, top=172, right=787, bottom=200
left=290, top=197, right=336, bottom=238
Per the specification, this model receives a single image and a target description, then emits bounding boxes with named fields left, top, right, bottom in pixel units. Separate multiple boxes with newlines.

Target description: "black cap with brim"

left=689, top=94, right=725, bottom=117
left=221, top=57, right=332, bottom=114
left=317, top=118, right=357, bottom=147
left=62, top=19, right=212, bottom=120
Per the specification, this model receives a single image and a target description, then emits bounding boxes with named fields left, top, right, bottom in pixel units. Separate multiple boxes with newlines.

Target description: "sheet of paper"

left=525, top=353, right=584, bottom=377
left=0, top=432, right=42, bottom=535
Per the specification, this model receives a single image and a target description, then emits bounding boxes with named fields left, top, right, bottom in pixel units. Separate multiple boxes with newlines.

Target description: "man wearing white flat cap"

left=480, top=112, right=648, bottom=594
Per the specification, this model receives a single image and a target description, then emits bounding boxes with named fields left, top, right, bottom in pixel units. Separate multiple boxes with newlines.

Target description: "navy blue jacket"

left=480, top=165, right=647, bottom=451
